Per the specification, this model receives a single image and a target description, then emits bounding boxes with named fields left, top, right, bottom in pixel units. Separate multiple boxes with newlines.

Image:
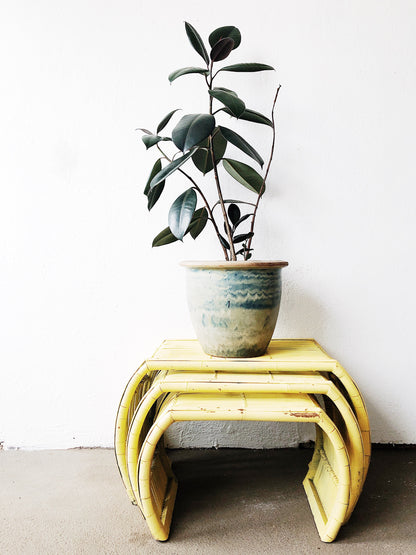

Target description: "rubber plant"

left=140, top=22, right=280, bottom=261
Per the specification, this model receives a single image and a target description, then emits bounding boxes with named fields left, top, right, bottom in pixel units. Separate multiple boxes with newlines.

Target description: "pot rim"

left=181, top=260, right=288, bottom=270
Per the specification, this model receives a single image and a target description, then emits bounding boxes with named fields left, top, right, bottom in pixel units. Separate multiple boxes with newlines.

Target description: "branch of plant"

left=212, top=199, right=256, bottom=211
left=209, top=137, right=236, bottom=260
left=208, top=62, right=236, bottom=260
left=209, top=60, right=214, bottom=114
left=244, top=85, right=281, bottom=259
left=156, top=144, right=229, bottom=260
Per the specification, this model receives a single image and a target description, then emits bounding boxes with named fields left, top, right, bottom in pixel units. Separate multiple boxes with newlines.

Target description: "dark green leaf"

left=156, top=109, right=180, bottom=133
left=209, top=26, right=241, bottom=49
left=188, top=207, right=208, bottom=239
left=152, top=227, right=179, bottom=247
left=144, top=159, right=162, bottom=196
left=219, top=234, right=230, bottom=250
left=234, top=213, right=253, bottom=227
left=209, top=89, right=245, bottom=117
left=172, top=114, right=215, bottom=152
left=149, top=149, right=195, bottom=189
left=236, top=246, right=253, bottom=255
left=185, top=22, right=209, bottom=65
left=218, top=126, right=264, bottom=167
left=222, top=158, right=264, bottom=194
left=233, top=232, right=254, bottom=243
left=168, top=188, right=197, bottom=240
left=218, top=63, right=274, bottom=73
left=192, top=127, right=227, bottom=174
left=210, top=38, right=234, bottom=62
left=246, top=252, right=252, bottom=260
left=142, top=134, right=165, bottom=149
left=222, top=107, right=273, bottom=127
left=168, top=67, right=209, bottom=83
left=228, top=203, right=240, bottom=226
left=214, top=86, right=238, bottom=97
left=147, top=181, right=165, bottom=210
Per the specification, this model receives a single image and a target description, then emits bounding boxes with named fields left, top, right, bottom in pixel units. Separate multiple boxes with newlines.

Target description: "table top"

left=145, top=339, right=338, bottom=372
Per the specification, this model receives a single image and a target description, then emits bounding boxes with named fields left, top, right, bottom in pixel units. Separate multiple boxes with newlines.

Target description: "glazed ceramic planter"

left=181, top=261, right=288, bottom=358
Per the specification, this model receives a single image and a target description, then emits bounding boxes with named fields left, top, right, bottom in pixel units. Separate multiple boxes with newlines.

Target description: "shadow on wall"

left=165, top=420, right=314, bottom=449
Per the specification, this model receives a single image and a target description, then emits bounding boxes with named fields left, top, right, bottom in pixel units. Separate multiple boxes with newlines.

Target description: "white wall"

left=1, top=0, right=415, bottom=449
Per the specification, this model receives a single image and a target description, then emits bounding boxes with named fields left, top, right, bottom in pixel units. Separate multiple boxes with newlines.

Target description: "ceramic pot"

left=181, top=261, right=288, bottom=358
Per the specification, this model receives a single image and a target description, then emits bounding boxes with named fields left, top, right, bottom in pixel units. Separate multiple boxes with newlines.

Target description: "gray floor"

left=1, top=447, right=415, bottom=554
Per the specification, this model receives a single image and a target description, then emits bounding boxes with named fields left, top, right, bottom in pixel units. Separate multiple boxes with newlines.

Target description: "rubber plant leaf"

left=210, top=37, right=235, bottom=62
left=218, top=63, right=274, bottom=73
left=209, top=88, right=245, bottom=117
left=219, top=234, right=230, bottom=250
left=192, top=127, right=227, bottom=174
left=147, top=181, right=165, bottom=211
left=233, top=231, right=254, bottom=243
left=185, top=22, right=209, bottom=65
left=218, top=126, right=264, bottom=168
left=214, top=86, right=239, bottom=97
left=149, top=149, right=195, bottom=189
left=234, top=213, right=253, bottom=227
left=209, top=26, right=241, bottom=49
left=168, top=67, right=209, bottom=83
left=222, top=158, right=265, bottom=194
left=144, top=159, right=162, bottom=196
left=188, top=207, right=208, bottom=239
left=156, top=109, right=180, bottom=133
left=228, top=203, right=241, bottom=226
left=168, top=188, right=197, bottom=240
left=142, top=134, right=171, bottom=149
left=222, top=107, right=273, bottom=127
left=152, top=227, right=179, bottom=247
left=172, top=114, right=216, bottom=152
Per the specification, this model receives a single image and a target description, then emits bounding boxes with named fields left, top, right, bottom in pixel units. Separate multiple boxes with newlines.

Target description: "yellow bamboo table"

left=115, top=339, right=370, bottom=543
left=125, top=370, right=364, bottom=521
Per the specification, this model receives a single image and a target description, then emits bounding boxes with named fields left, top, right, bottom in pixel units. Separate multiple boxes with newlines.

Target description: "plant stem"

left=244, top=85, right=281, bottom=259
left=156, top=144, right=229, bottom=260
left=208, top=61, right=236, bottom=260
left=209, top=61, right=214, bottom=113
left=209, top=138, right=236, bottom=260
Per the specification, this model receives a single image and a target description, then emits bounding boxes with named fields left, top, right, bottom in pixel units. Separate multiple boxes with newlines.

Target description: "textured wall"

left=1, top=1, right=416, bottom=449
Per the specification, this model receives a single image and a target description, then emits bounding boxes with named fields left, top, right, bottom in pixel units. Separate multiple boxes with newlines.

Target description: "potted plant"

left=139, top=22, right=288, bottom=357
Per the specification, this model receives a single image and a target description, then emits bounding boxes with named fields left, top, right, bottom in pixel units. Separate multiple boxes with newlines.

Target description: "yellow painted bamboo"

left=136, top=393, right=350, bottom=543
left=114, top=338, right=370, bottom=540
left=115, top=340, right=370, bottom=495
left=140, top=339, right=371, bottom=474
left=125, top=370, right=363, bottom=521
left=114, top=362, right=154, bottom=504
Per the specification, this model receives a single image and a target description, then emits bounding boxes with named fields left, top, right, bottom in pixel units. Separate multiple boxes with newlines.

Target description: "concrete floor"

left=1, top=448, right=415, bottom=554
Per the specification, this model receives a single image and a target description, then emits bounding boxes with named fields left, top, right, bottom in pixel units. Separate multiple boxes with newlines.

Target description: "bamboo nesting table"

left=115, top=339, right=370, bottom=543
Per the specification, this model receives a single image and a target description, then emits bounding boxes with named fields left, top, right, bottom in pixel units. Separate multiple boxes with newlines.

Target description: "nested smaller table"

left=115, top=339, right=370, bottom=543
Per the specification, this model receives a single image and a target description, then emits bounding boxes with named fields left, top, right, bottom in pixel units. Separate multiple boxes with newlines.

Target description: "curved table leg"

left=114, top=362, right=155, bottom=503
left=137, top=393, right=350, bottom=543
left=127, top=374, right=362, bottom=521
left=331, top=363, right=371, bottom=482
